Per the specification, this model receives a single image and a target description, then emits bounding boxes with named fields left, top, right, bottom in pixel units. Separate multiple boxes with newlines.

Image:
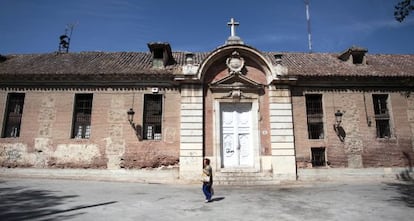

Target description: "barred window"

left=372, top=94, right=391, bottom=138
left=71, top=94, right=93, bottom=139
left=2, top=93, right=25, bottom=138
left=143, top=94, right=163, bottom=140
left=311, top=147, right=326, bottom=167
left=306, top=94, right=324, bottom=139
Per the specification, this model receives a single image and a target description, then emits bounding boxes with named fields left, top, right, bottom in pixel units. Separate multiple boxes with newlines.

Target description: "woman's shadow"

left=210, top=197, right=225, bottom=202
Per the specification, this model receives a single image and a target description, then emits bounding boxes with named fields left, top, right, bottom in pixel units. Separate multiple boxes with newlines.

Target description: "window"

left=153, top=48, right=164, bottom=59
left=352, top=53, right=365, bottom=64
left=143, top=94, right=162, bottom=140
left=71, top=94, right=93, bottom=139
left=372, top=94, right=391, bottom=138
left=2, top=93, right=25, bottom=138
left=311, top=147, right=326, bottom=167
left=306, top=94, right=324, bottom=139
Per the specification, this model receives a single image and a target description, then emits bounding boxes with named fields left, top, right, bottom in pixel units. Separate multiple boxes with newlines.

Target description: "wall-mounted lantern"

left=334, top=110, right=343, bottom=127
left=127, top=108, right=135, bottom=123
left=127, top=108, right=142, bottom=140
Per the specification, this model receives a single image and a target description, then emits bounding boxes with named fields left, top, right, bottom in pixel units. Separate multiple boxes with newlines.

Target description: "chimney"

left=338, top=46, right=368, bottom=65
left=147, top=42, right=175, bottom=68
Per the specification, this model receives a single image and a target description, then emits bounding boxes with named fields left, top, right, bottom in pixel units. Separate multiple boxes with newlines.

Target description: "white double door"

left=221, top=103, right=254, bottom=168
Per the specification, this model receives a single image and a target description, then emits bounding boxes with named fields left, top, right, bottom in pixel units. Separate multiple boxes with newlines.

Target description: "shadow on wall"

left=337, top=126, right=346, bottom=142
left=333, top=125, right=346, bottom=142
left=0, top=181, right=117, bottom=220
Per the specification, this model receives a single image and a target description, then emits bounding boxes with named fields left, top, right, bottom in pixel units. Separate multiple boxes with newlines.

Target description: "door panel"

left=221, top=103, right=253, bottom=168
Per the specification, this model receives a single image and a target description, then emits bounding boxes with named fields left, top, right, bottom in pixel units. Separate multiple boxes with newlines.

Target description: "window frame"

left=142, top=94, right=163, bottom=141
left=71, top=93, right=93, bottom=139
left=305, top=94, right=324, bottom=139
left=311, top=147, right=326, bottom=167
left=372, top=94, right=391, bottom=139
left=2, top=93, right=25, bottom=138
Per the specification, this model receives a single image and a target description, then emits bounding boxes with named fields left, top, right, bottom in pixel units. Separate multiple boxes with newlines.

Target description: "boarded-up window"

left=72, top=94, right=93, bottom=139
left=306, top=94, right=324, bottom=139
left=143, top=94, right=162, bottom=140
left=372, top=94, right=390, bottom=138
left=2, top=93, right=25, bottom=138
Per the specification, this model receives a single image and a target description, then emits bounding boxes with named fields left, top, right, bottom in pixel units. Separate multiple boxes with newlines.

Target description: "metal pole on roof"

left=66, top=23, right=75, bottom=52
left=305, top=0, right=313, bottom=53
left=58, top=23, right=76, bottom=53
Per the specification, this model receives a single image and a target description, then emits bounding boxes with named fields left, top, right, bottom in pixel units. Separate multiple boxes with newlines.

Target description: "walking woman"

left=202, top=158, right=213, bottom=202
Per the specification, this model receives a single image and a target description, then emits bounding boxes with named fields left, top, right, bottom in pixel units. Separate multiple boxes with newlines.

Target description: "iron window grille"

left=306, top=94, right=324, bottom=139
left=71, top=94, right=93, bottom=139
left=2, top=93, right=25, bottom=138
left=311, top=147, right=326, bottom=167
left=372, top=94, right=391, bottom=138
left=143, top=94, right=163, bottom=140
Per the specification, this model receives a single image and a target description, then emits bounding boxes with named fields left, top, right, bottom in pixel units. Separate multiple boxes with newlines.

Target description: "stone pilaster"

left=340, top=94, right=364, bottom=168
left=269, top=86, right=296, bottom=180
left=35, top=95, right=57, bottom=167
left=179, top=84, right=204, bottom=181
left=105, top=95, right=126, bottom=169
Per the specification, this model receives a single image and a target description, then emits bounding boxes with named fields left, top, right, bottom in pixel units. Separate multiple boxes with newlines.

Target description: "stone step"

left=214, top=171, right=280, bottom=185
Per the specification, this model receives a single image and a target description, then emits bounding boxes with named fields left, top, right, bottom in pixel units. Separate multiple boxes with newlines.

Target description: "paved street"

left=0, top=177, right=413, bottom=221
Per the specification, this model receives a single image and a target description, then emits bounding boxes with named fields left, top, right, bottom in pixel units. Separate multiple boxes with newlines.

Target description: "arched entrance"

left=178, top=43, right=297, bottom=183
left=201, top=46, right=269, bottom=173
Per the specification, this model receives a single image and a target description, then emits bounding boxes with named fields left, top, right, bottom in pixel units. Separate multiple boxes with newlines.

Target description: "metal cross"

left=227, top=18, right=239, bottom=37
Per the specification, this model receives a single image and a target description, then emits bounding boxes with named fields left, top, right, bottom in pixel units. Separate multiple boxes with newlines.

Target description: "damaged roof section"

left=338, top=46, right=368, bottom=65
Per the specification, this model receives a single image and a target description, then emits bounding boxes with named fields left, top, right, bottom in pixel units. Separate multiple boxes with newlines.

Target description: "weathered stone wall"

left=0, top=88, right=180, bottom=169
left=293, top=90, right=414, bottom=169
left=118, top=89, right=181, bottom=169
left=336, top=93, right=364, bottom=168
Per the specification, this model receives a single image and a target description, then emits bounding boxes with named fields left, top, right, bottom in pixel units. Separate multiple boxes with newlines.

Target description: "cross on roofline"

left=225, top=18, right=243, bottom=45
left=227, top=18, right=239, bottom=37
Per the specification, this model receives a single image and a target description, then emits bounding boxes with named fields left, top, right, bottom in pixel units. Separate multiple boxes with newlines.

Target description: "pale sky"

left=1, top=0, right=413, bottom=54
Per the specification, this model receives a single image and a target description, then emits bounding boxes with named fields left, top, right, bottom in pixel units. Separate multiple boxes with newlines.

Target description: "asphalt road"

left=0, top=177, right=413, bottom=221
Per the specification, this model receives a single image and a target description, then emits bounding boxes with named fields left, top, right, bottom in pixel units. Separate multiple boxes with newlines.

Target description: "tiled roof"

left=0, top=52, right=168, bottom=75
left=269, top=52, right=414, bottom=77
left=1, top=51, right=414, bottom=77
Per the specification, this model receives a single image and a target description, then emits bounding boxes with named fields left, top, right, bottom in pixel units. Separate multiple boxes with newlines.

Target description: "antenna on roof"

left=58, top=23, right=76, bottom=53
left=304, top=0, right=313, bottom=53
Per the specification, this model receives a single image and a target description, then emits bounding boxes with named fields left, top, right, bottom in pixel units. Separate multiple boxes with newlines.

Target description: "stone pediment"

left=209, top=72, right=263, bottom=93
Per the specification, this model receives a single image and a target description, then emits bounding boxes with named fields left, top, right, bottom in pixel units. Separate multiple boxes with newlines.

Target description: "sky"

left=1, top=0, right=413, bottom=55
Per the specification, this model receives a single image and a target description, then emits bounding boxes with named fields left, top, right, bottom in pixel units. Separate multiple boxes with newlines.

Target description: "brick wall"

left=293, top=89, right=414, bottom=169
left=0, top=88, right=181, bottom=169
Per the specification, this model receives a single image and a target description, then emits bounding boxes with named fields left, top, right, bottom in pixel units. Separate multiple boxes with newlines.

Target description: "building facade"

left=1, top=22, right=414, bottom=184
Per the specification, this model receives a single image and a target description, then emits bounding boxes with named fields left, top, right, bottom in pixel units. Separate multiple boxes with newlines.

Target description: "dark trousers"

left=202, top=182, right=212, bottom=200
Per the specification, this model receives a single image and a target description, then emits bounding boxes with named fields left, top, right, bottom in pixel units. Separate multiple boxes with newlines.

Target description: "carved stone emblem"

left=226, top=51, right=245, bottom=74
